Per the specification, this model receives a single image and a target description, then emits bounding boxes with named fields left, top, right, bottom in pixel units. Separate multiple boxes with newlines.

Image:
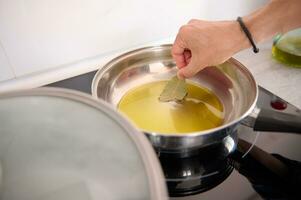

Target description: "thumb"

left=177, top=57, right=204, bottom=79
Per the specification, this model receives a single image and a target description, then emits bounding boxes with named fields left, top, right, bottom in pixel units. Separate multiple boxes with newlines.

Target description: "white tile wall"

left=0, top=0, right=269, bottom=84
left=0, top=0, right=204, bottom=78
left=205, top=0, right=268, bottom=20
left=0, top=43, right=14, bottom=82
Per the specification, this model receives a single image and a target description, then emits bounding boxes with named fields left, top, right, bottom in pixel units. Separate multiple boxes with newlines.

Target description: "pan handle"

left=242, top=107, right=301, bottom=133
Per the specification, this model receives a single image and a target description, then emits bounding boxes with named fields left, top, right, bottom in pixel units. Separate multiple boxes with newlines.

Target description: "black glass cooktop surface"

left=47, top=70, right=301, bottom=199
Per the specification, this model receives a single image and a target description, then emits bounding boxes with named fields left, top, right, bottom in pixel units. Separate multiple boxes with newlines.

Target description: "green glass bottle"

left=272, top=28, right=301, bottom=68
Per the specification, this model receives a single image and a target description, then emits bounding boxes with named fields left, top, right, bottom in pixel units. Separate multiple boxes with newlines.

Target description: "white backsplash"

left=205, top=0, right=268, bottom=20
left=0, top=0, right=268, bottom=85
left=0, top=0, right=204, bottom=77
left=0, top=44, right=14, bottom=81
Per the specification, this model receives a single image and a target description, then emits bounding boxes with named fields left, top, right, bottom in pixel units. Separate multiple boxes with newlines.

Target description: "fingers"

left=172, top=24, right=193, bottom=68
left=172, top=35, right=186, bottom=68
left=183, top=50, right=191, bottom=67
left=178, top=64, right=202, bottom=79
left=173, top=21, right=206, bottom=78
left=178, top=64, right=198, bottom=79
left=178, top=57, right=207, bottom=79
left=173, top=19, right=238, bottom=79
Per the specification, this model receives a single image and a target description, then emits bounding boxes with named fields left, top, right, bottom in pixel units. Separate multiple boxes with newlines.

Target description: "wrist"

left=229, top=20, right=251, bottom=53
left=243, top=0, right=295, bottom=44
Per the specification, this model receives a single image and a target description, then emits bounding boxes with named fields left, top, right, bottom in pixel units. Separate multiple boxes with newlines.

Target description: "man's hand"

left=172, top=0, right=301, bottom=79
left=172, top=20, right=248, bottom=79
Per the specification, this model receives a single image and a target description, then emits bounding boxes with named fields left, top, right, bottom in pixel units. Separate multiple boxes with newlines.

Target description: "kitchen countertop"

left=234, top=40, right=301, bottom=109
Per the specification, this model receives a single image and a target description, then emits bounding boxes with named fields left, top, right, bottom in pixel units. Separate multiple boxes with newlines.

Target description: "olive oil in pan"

left=118, top=81, right=224, bottom=134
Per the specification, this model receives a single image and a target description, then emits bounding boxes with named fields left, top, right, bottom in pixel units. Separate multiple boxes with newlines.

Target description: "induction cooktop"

left=47, top=70, right=301, bottom=200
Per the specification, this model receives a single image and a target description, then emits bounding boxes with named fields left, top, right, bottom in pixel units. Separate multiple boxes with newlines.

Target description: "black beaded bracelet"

left=237, top=17, right=259, bottom=53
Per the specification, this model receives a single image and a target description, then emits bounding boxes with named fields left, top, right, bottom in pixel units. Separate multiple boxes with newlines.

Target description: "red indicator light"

left=270, top=100, right=287, bottom=110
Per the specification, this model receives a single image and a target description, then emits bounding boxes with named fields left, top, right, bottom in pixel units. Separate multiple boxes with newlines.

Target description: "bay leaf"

left=159, top=76, right=188, bottom=102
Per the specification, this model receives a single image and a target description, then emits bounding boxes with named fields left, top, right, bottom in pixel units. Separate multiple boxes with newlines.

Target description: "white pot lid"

left=0, top=88, right=167, bottom=200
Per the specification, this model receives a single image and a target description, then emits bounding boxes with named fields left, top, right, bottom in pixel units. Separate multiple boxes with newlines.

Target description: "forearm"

left=244, top=0, right=301, bottom=45
left=172, top=0, right=301, bottom=78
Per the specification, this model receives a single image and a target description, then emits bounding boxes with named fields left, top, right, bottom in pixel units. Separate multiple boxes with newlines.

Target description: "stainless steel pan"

left=91, top=44, right=301, bottom=157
